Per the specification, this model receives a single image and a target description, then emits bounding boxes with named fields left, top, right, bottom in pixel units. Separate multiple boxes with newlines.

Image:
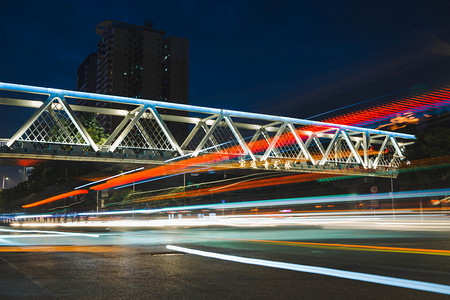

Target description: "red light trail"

left=22, top=190, right=89, bottom=208
left=21, top=85, right=450, bottom=208
left=90, top=85, right=450, bottom=191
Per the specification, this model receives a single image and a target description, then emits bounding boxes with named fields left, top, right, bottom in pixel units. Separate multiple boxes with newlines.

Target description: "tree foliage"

left=398, top=125, right=450, bottom=188
left=0, top=113, right=109, bottom=211
left=405, top=126, right=450, bottom=160
left=78, top=113, right=109, bottom=145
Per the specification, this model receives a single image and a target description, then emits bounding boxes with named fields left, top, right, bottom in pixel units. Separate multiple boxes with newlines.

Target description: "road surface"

left=0, top=224, right=449, bottom=299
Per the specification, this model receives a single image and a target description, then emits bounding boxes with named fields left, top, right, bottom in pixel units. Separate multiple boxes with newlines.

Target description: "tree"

left=405, top=126, right=450, bottom=160
left=0, top=113, right=111, bottom=211
left=78, top=113, right=109, bottom=145
left=398, top=125, right=450, bottom=188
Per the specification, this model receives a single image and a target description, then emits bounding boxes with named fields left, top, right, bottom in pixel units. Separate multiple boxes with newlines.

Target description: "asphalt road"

left=1, top=225, right=449, bottom=299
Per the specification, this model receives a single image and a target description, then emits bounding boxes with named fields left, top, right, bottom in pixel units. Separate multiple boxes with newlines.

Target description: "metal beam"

left=202, top=123, right=221, bottom=152
left=0, top=97, right=42, bottom=108
left=135, top=121, right=158, bottom=149
left=148, top=106, right=184, bottom=155
left=372, top=135, right=390, bottom=169
left=363, top=133, right=369, bottom=167
left=346, top=138, right=363, bottom=164
left=47, top=105, right=73, bottom=142
left=108, top=105, right=148, bottom=152
left=341, top=130, right=365, bottom=168
left=58, top=97, right=99, bottom=151
left=103, top=106, right=143, bottom=149
left=6, top=96, right=54, bottom=147
left=192, top=115, right=223, bottom=157
left=318, top=129, right=340, bottom=166
left=287, top=123, right=314, bottom=165
left=249, top=128, right=263, bottom=146
left=260, top=128, right=282, bottom=157
left=181, top=122, right=203, bottom=150
left=223, top=115, right=256, bottom=161
left=261, top=122, right=287, bottom=161
left=390, top=136, right=405, bottom=158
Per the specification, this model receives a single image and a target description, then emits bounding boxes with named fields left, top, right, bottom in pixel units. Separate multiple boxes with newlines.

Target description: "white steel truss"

left=0, top=82, right=415, bottom=173
left=6, top=95, right=98, bottom=151
left=104, top=105, right=183, bottom=155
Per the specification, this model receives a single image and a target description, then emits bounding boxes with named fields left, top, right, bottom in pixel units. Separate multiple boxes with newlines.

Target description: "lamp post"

left=389, top=155, right=398, bottom=220
left=390, top=167, right=395, bottom=220
left=2, top=176, right=9, bottom=190
left=96, top=190, right=99, bottom=216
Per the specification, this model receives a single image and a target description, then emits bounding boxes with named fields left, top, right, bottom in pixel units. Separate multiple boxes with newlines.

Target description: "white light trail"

left=164, top=152, right=194, bottom=163
left=74, top=167, right=144, bottom=190
left=14, top=214, right=53, bottom=219
left=12, top=188, right=450, bottom=221
left=166, top=245, right=450, bottom=295
left=78, top=187, right=450, bottom=216
left=10, top=215, right=450, bottom=231
left=0, top=227, right=99, bottom=238
left=0, top=234, right=92, bottom=238
left=114, top=167, right=208, bottom=190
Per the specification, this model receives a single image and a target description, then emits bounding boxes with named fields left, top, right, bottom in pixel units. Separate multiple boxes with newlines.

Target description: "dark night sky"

left=0, top=0, right=450, bottom=187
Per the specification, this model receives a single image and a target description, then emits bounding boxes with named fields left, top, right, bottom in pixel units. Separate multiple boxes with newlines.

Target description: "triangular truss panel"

left=180, top=112, right=221, bottom=153
left=186, top=115, right=254, bottom=159
left=316, top=130, right=361, bottom=166
left=106, top=106, right=179, bottom=155
left=247, top=126, right=278, bottom=156
left=371, top=136, right=404, bottom=168
left=326, top=136, right=359, bottom=165
left=305, top=135, right=324, bottom=163
left=289, top=124, right=313, bottom=162
left=120, top=110, right=173, bottom=151
left=18, top=99, right=89, bottom=146
left=183, top=123, right=209, bottom=152
left=207, top=121, right=246, bottom=156
left=267, top=125, right=303, bottom=160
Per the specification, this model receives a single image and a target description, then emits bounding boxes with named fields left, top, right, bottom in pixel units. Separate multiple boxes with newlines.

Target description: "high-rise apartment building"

left=77, top=20, right=189, bottom=142
left=77, top=53, right=97, bottom=94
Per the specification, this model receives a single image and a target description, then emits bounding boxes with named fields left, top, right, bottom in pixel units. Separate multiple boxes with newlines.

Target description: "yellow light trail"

left=0, top=246, right=129, bottom=253
left=232, top=239, right=450, bottom=256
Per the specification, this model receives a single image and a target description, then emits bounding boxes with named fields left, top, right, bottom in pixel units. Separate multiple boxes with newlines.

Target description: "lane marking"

left=165, top=234, right=450, bottom=257
left=166, top=245, right=450, bottom=295
left=230, top=239, right=450, bottom=256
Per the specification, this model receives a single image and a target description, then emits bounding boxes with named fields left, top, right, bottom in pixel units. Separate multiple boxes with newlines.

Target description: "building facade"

left=77, top=53, right=97, bottom=94
left=77, top=20, right=189, bottom=142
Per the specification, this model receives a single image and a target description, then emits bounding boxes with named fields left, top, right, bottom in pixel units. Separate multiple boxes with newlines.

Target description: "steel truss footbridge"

left=0, top=82, right=415, bottom=177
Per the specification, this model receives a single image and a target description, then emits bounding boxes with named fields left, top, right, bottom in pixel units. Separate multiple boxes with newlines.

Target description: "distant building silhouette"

left=77, top=20, right=189, bottom=143
left=77, top=53, right=97, bottom=93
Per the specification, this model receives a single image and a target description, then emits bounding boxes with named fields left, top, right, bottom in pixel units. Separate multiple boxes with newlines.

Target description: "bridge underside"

left=0, top=82, right=415, bottom=178
left=0, top=145, right=399, bottom=179
left=0, top=154, right=163, bottom=169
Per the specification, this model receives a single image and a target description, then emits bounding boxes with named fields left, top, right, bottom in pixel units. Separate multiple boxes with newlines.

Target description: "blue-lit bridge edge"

left=0, top=82, right=415, bottom=175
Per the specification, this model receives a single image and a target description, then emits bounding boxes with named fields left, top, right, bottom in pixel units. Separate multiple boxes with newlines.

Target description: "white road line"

left=166, top=245, right=450, bottom=295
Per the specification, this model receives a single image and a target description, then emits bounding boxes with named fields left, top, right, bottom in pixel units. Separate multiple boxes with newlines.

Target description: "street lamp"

left=389, top=155, right=399, bottom=220
left=2, top=176, right=9, bottom=190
